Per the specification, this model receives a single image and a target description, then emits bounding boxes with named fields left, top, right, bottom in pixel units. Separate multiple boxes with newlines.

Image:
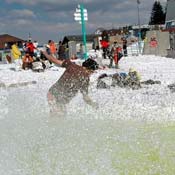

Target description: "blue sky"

left=0, top=0, right=166, bottom=44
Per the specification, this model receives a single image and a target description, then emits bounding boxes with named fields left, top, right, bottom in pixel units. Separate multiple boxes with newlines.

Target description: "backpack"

left=82, top=58, right=99, bottom=70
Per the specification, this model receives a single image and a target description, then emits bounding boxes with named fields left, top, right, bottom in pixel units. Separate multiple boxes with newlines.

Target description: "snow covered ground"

left=0, top=55, right=175, bottom=175
left=1, top=54, right=175, bottom=122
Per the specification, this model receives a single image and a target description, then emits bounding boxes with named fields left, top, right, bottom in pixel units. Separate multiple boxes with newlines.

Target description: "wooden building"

left=0, top=34, right=24, bottom=50
left=0, top=34, right=24, bottom=63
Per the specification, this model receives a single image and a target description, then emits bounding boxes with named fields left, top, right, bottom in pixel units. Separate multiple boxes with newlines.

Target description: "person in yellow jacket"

left=125, top=68, right=141, bottom=89
left=11, top=42, right=22, bottom=71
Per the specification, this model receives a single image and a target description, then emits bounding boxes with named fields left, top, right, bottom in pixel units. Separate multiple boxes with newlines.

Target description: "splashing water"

left=0, top=83, right=175, bottom=175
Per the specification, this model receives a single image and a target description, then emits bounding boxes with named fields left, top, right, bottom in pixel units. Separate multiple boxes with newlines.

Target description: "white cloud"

left=159, top=0, right=167, bottom=2
left=2, top=0, right=168, bottom=43
left=9, top=9, right=36, bottom=18
left=15, top=19, right=32, bottom=25
left=6, top=0, right=36, bottom=5
left=6, top=0, right=71, bottom=5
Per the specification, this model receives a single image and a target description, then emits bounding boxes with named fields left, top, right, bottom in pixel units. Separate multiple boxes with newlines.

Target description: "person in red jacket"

left=26, top=40, right=36, bottom=57
left=100, top=40, right=110, bottom=59
left=109, top=42, right=123, bottom=69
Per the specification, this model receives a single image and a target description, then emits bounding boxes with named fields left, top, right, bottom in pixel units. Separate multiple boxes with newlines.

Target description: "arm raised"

left=42, top=51, right=63, bottom=66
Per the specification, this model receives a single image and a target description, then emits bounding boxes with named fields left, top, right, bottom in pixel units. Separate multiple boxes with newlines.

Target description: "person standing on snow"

left=58, top=41, right=66, bottom=60
left=109, top=42, right=123, bottom=69
left=100, top=40, right=110, bottom=59
left=100, top=30, right=110, bottom=59
left=95, top=46, right=105, bottom=69
left=11, top=42, right=22, bottom=71
left=79, top=43, right=84, bottom=59
left=49, top=40, right=57, bottom=57
left=22, top=40, right=28, bottom=54
left=26, top=40, right=36, bottom=57
left=122, top=38, right=128, bottom=57
left=33, top=40, right=39, bottom=57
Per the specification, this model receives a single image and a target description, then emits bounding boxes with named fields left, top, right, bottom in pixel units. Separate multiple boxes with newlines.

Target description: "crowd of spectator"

left=9, top=37, right=128, bottom=72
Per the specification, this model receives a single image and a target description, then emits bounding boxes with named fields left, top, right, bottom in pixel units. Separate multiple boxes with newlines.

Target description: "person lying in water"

left=41, top=51, right=98, bottom=116
left=97, top=68, right=141, bottom=90
left=97, top=68, right=161, bottom=90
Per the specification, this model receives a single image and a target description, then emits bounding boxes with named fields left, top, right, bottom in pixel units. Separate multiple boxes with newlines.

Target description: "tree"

left=149, top=1, right=166, bottom=25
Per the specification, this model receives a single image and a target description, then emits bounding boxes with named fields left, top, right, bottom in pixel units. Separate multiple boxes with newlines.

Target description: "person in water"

left=41, top=51, right=98, bottom=116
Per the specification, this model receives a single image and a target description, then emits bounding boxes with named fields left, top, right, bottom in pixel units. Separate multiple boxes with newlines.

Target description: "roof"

left=0, top=34, right=24, bottom=49
left=62, top=34, right=98, bottom=44
left=166, top=0, right=175, bottom=22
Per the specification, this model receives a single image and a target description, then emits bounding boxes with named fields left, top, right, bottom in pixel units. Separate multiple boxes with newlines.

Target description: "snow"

left=0, top=54, right=175, bottom=122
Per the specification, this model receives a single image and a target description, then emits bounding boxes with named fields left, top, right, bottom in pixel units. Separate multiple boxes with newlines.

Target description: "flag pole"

left=137, top=0, right=141, bottom=54
left=80, top=4, right=88, bottom=59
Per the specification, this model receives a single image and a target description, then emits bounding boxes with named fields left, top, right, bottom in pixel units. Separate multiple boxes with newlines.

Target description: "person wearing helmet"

left=125, top=68, right=141, bottom=89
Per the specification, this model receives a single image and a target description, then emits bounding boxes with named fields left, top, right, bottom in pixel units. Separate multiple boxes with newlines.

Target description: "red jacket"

left=100, top=40, right=109, bottom=48
left=27, top=42, right=36, bottom=53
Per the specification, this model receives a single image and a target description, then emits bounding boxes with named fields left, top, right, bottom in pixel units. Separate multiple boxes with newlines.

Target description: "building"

left=62, top=34, right=99, bottom=58
left=165, top=0, right=175, bottom=30
left=0, top=34, right=24, bottom=50
left=164, top=0, right=175, bottom=58
left=0, top=34, right=24, bottom=63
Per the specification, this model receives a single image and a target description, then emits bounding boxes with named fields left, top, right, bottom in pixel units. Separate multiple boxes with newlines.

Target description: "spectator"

left=109, top=42, right=123, bottom=69
left=22, top=52, right=34, bottom=70
left=33, top=40, right=39, bottom=57
left=100, top=40, right=109, bottom=59
left=22, top=40, right=28, bottom=54
left=11, top=42, right=22, bottom=71
left=45, top=41, right=51, bottom=55
left=49, top=40, right=57, bottom=57
left=95, top=46, right=105, bottom=69
left=122, top=38, right=128, bottom=56
left=26, top=40, right=36, bottom=57
left=58, top=41, right=66, bottom=60
left=80, top=43, right=84, bottom=59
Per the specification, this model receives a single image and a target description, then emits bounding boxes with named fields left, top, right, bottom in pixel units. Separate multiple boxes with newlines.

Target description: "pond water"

left=0, top=86, right=175, bottom=175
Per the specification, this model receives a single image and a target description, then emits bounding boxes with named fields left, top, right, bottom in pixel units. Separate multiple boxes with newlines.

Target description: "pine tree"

left=149, top=1, right=166, bottom=25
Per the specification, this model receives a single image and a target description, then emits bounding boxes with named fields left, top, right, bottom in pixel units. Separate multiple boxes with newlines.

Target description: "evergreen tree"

left=149, top=1, right=166, bottom=25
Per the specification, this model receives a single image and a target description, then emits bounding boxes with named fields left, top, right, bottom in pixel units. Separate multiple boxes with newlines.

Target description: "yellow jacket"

left=126, top=68, right=141, bottom=81
left=11, top=44, right=21, bottom=60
